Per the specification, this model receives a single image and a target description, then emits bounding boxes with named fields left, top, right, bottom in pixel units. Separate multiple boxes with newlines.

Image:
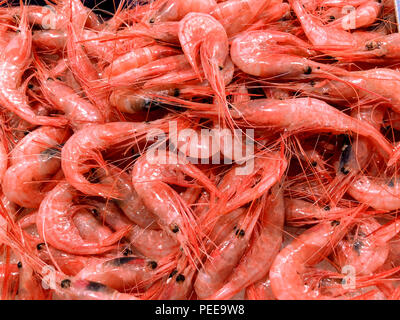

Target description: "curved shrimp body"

left=148, top=0, right=217, bottom=23
left=2, top=126, right=70, bottom=208
left=334, top=218, right=390, bottom=275
left=32, top=30, right=67, bottom=52
left=57, top=278, right=139, bottom=300
left=233, top=98, right=392, bottom=159
left=61, top=121, right=170, bottom=198
left=93, top=199, right=179, bottom=259
left=132, top=151, right=219, bottom=264
left=210, top=0, right=272, bottom=36
left=0, top=8, right=66, bottom=127
left=269, top=219, right=351, bottom=299
left=245, top=277, right=276, bottom=300
left=208, top=186, right=285, bottom=300
left=103, top=45, right=180, bottom=78
left=76, top=256, right=159, bottom=291
left=36, top=181, right=128, bottom=255
left=40, top=77, right=105, bottom=130
left=347, top=177, right=400, bottom=211
left=194, top=203, right=262, bottom=299
left=178, top=13, right=230, bottom=125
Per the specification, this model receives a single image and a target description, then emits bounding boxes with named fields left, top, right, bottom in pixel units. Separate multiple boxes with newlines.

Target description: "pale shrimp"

left=61, top=119, right=178, bottom=198
left=57, top=278, right=139, bottom=300
left=210, top=0, right=273, bottom=36
left=38, top=75, right=105, bottom=130
left=2, top=126, right=70, bottom=208
left=194, top=202, right=262, bottom=299
left=89, top=200, right=179, bottom=259
left=334, top=218, right=390, bottom=275
left=132, top=150, right=220, bottom=264
left=231, top=98, right=392, bottom=159
left=97, top=166, right=159, bottom=229
left=72, top=209, right=114, bottom=243
left=36, top=181, right=130, bottom=255
left=269, top=218, right=352, bottom=299
left=178, top=13, right=231, bottom=126
left=230, top=30, right=346, bottom=79
left=147, top=0, right=217, bottom=23
left=76, top=256, right=160, bottom=291
left=0, top=6, right=67, bottom=127
left=208, top=185, right=285, bottom=300
left=103, top=45, right=180, bottom=78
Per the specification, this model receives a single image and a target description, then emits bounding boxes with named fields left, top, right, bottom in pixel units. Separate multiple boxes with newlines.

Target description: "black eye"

left=148, top=261, right=158, bottom=269
left=324, top=205, right=330, bottom=211
left=37, top=243, right=45, bottom=250
left=331, top=220, right=340, bottom=227
left=61, top=279, right=71, bottom=289
left=176, top=274, right=185, bottom=283
left=235, top=229, right=245, bottom=237
left=17, top=262, right=22, bottom=268
left=170, top=224, right=179, bottom=233
left=169, top=269, right=178, bottom=278
left=304, top=66, right=312, bottom=74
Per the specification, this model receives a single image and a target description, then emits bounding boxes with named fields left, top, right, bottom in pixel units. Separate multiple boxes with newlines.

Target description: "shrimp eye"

left=27, top=83, right=34, bottom=89
left=219, top=66, right=224, bottom=71
left=86, top=281, right=107, bottom=292
left=233, top=225, right=237, bottom=230
left=169, top=269, right=178, bottom=278
left=91, top=208, right=99, bottom=216
left=170, top=224, right=179, bottom=233
left=149, top=18, right=155, bottom=24
left=16, top=29, right=21, bottom=33
left=331, top=220, right=340, bottom=227
left=122, top=247, right=133, bottom=256
left=17, top=262, right=22, bottom=268
left=148, top=261, right=158, bottom=269
left=173, top=88, right=180, bottom=97
left=310, top=80, right=315, bottom=87
left=61, top=279, right=71, bottom=289
left=56, top=77, right=62, bottom=81
left=353, top=240, right=363, bottom=254
left=311, top=161, right=317, bottom=167
left=235, top=229, right=245, bottom=237
left=37, top=243, right=45, bottom=250
left=340, top=166, right=350, bottom=175
left=304, top=66, right=312, bottom=74
left=324, top=205, right=330, bottom=211
left=47, top=77, right=54, bottom=81
left=328, top=16, right=335, bottom=22
left=176, top=274, right=185, bottom=283
left=388, top=179, right=395, bottom=187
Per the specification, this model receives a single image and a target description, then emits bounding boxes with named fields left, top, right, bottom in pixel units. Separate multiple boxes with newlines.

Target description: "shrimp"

left=36, top=181, right=130, bottom=255
left=231, top=98, right=392, bottom=159
left=61, top=119, right=178, bottom=198
left=103, top=45, right=180, bottom=78
left=147, top=0, right=217, bottom=23
left=245, top=277, right=276, bottom=300
left=194, top=201, right=262, bottom=299
left=178, top=13, right=231, bottom=127
left=269, top=218, right=353, bottom=299
left=75, top=256, right=160, bottom=291
left=210, top=0, right=272, bottom=36
left=0, top=5, right=67, bottom=127
left=132, top=150, right=220, bottom=264
left=2, top=126, right=70, bottom=208
left=207, top=185, right=285, bottom=300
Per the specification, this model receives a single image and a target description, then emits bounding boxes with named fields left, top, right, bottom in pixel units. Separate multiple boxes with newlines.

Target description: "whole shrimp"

left=2, top=126, right=71, bottom=208
left=36, top=181, right=130, bottom=255
left=178, top=13, right=231, bottom=127
left=207, top=185, right=285, bottom=300
left=0, top=6, right=67, bottom=127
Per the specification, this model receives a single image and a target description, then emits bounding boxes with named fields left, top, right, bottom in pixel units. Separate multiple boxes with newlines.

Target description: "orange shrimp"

left=2, top=126, right=70, bottom=208
left=132, top=150, right=220, bottom=265
left=231, top=98, right=392, bottom=159
left=36, top=181, right=130, bottom=255
left=178, top=13, right=231, bottom=127
left=194, top=201, right=262, bottom=299
left=207, top=185, right=285, bottom=300
left=0, top=5, right=67, bottom=127
left=269, top=218, right=353, bottom=299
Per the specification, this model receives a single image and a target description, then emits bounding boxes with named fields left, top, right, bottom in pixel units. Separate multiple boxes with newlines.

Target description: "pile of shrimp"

left=2, top=0, right=400, bottom=300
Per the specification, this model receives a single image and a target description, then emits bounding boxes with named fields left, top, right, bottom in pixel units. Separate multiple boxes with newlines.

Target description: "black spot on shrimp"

left=339, top=138, right=352, bottom=174
left=169, top=269, right=178, bottom=278
left=36, top=243, right=45, bottom=250
left=110, top=257, right=137, bottom=267
left=85, top=168, right=101, bottom=184
left=324, top=205, right=331, bottom=211
left=353, top=239, right=363, bottom=255
left=148, top=261, right=158, bottom=269
left=331, top=220, right=340, bottom=227
left=170, top=223, right=179, bottom=233
left=61, top=279, right=71, bottom=289
left=388, top=179, right=395, bottom=187
left=86, top=281, right=107, bottom=292
left=304, top=66, right=312, bottom=74
left=17, top=262, right=22, bottom=268
left=176, top=274, right=185, bottom=283
left=235, top=229, right=245, bottom=238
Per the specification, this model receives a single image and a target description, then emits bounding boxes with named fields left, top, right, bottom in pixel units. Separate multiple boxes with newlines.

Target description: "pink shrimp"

left=245, top=277, right=276, bottom=300
left=36, top=181, right=130, bottom=255
left=269, top=218, right=353, bottom=299
left=0, top=5, right=67, bottom=127
left=207, top=185, right=285, bottom=300
left=2, top=126, right=71, bottom=208
left=132, top=150, right=220, bottom=264
left=178, top=13, right=231, bottom=127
